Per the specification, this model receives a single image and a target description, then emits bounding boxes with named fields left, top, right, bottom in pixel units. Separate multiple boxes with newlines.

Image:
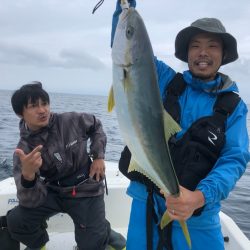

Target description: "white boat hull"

left=0, top=161, right=249, bottom=250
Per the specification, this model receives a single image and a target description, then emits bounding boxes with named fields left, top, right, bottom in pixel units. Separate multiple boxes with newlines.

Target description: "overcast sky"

left=0, top=0, right=250, bottom=102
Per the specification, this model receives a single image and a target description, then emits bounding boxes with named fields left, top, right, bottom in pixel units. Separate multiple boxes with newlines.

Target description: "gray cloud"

left=223, top=57, right=250, bottom=84
left=0, top=42, right=105, bottom=70
left=55, top=50, right=106, bottom=70
left=0, top=42, right=51, bottom=66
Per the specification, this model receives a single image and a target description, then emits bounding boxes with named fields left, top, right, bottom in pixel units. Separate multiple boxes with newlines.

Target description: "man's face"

left=21, top=98, right=50, bottom=131
left=187, top=33, right=223, bottom=82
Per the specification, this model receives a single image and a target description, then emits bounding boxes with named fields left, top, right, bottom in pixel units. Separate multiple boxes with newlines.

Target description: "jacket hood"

left=183, top=70, right=238, bottom=94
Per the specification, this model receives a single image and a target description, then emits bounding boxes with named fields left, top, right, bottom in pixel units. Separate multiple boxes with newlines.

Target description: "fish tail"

left=179, top=220, right=192, bottom=249
left=160, top=210, right=172, bottom=229
left=160, top=211, right=192, bottom=249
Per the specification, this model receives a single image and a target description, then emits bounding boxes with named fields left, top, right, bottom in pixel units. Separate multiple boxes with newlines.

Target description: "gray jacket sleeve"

left=79, top=113, right=107, bottom=159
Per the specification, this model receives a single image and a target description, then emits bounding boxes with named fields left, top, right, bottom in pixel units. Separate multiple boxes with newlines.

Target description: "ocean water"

left=0, top=89, right=249, bottom=239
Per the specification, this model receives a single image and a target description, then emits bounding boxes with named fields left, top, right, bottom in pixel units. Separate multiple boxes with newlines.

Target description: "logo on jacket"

left=208, top=130, right=217, bottom=146
left=54, top=152, right=62, bottom=163
left=66, top=140, right=77, bottom=149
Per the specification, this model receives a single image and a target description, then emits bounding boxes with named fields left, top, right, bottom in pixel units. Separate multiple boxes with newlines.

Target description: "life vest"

left=164, top=73, right=241, bottom=195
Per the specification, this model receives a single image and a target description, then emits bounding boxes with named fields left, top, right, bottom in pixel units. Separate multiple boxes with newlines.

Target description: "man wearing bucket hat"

left=111, top=1, right=250, bottom=250
left=175, top=17, right=238, bottom=65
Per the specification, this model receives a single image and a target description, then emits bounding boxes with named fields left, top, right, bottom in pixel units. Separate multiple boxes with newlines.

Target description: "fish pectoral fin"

left=179, top=220, right=192, bottom=249
left=123, top=69, right=130, bottom=93
left=108, top=85, right=115, bottom=112
left=160, top=212, right=192, bottom=249
left=163, top=110, right=181, bottom=142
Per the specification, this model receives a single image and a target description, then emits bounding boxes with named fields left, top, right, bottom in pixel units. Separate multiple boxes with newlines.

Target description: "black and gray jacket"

left=13, top=112, right=107, bottom=208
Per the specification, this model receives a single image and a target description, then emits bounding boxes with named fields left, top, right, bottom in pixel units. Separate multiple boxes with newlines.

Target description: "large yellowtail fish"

left=108, top=0, right=191, bottom=248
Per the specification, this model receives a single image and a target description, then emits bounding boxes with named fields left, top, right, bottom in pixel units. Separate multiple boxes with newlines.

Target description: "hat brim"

left=174, top=26, right=238, bottom=65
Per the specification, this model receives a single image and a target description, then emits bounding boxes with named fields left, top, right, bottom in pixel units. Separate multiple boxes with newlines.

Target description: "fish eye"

left=126, top=25, right=134, bottom=39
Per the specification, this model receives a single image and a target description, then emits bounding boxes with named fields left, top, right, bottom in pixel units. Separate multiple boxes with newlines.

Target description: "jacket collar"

left=182, top=70, right=238, bottom=94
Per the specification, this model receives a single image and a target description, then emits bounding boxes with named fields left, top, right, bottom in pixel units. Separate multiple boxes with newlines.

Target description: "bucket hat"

left=175, top=18, right=238, bottom=65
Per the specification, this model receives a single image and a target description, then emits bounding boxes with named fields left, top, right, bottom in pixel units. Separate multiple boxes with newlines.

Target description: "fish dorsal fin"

left=108, top=85, right=115, bottom=112
left=163, top=109, right=181, bottom=143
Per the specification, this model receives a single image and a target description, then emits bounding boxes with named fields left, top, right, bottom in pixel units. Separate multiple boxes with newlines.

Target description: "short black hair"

left=11, top=81, right=50, bottom=116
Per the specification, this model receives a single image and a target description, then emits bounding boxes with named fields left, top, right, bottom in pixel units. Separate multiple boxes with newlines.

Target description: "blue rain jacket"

left=112, top=1, right=250, bottom=249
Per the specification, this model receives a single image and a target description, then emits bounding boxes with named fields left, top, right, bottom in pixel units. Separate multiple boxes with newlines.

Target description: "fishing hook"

left=92, top=0, right=104, bottom=14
